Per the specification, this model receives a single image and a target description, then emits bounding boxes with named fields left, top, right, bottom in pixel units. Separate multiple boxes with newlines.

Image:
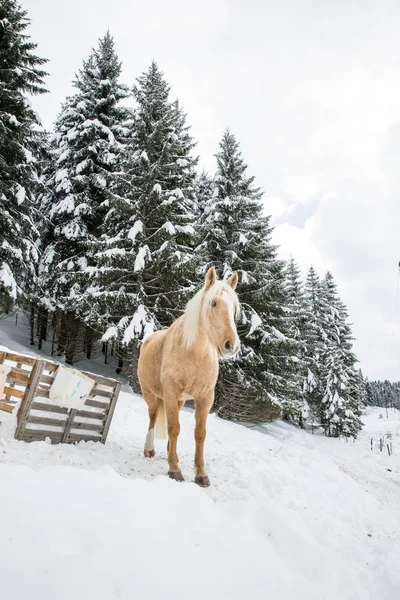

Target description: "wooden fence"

left=0, top=351, right=121, bottom=444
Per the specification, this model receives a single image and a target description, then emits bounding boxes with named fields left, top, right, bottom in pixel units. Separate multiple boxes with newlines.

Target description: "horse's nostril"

left=225, top=340, right=231, bottom=351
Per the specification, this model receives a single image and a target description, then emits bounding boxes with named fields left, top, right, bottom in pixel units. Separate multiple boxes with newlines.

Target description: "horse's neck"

left=176, top=316, right=218, bottom=359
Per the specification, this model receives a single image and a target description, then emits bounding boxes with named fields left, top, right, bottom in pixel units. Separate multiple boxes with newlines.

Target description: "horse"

left=137, top=266, right=240, bottom=487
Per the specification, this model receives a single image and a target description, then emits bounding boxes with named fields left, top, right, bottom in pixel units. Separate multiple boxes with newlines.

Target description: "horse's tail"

left=154, top=397, right=167, bottom=440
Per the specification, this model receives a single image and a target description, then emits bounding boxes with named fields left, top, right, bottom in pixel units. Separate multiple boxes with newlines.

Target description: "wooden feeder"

left=0, top=351, right=121, bottom=444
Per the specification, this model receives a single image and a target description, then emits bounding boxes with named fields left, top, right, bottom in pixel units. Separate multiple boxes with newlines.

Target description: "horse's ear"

left=205, top=266, right=217, bottom=290
left=226, top=271, right=238, bottom=290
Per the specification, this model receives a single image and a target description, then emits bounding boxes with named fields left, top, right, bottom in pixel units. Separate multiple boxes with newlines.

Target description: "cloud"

left=25, top=0, right=400, bottom=379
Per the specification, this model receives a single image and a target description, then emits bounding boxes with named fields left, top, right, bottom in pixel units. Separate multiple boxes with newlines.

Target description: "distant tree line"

left=365, top=380, right=400, bottom=410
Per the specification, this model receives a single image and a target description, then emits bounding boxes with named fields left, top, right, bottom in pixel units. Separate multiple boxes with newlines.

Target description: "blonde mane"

left=182, top=280, right=240, bottom=349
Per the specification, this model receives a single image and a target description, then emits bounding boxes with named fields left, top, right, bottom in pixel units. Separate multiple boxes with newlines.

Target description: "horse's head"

left=203, top=266, right=240, bottom=357
left=183, top=266, right=240, bottom=357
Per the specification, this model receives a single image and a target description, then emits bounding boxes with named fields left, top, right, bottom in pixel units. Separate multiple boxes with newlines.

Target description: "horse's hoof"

left=144, top=449, right=155, bottom=458
left=168, top=471, right=185, bottom=482
left=195, top=475, right=210, bottom=487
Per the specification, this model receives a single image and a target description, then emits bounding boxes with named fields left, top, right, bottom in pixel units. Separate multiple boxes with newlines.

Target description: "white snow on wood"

left=95, top=248, right=126, bottom=258
left=171, top=188, right=183, bottom=198
left=153, top=183, right=162, bottom=195
left=15, top=185, right=26, bottom=205
left=122, top=304, right=154, bottom=344
left=50, top=195, right=75, bottom=217
left=101, top=325, right=119, bottom=341
left=1, top=241, right=22, bottom=260
left=134, top=245, right=151, bottom=272
left=248, top=311, right=262, bottom=336
left=57, top=148, right=70, bottom=163
left=127, top=220, right=143, bottom=243
left=76, top=159, right=89, bottom=174
left=95, top=174, right=107, bottom=188
left=176, top=224, right=195, bottom=235
left=271, top=326, right=287, bottom=341
left=0, top=262, right=17, bottom=299
left=55, top=168, right=69, bottom=183
left=162, top=221, right=176, bottom=235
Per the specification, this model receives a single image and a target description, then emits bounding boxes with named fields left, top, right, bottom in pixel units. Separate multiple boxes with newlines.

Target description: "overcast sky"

left=26, top=0, right=400, bottom=380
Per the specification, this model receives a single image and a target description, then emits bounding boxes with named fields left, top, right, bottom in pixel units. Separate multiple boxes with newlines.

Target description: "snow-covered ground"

left=1, top=315, right=400, bottom=600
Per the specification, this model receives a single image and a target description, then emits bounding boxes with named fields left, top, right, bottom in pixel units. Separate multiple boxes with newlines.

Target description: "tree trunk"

left=65, top=316, right=80, bottom=365
left=29, top=304, right=35, bottom=346
left=38, top=309, right=48, bottom=351
left=130, top=345, right=141, bottom=393
left=85, top=327, right=93, bottom=360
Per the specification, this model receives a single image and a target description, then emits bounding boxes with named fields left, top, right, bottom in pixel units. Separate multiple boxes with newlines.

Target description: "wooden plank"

left=3, top=386, right=25, bottom=399
left=27, top=415, right=67, bottom=428
left=35, top=388, right=50, bottom=399
left=38, top=374, right=55, bottom=385
left=90, top=388, right=113, bottom=399
left=0, top=401, right=14, bottom=414
left=15, top=359, right=44, bottom=440
left=0, top=351, right=6, bottom=364
left=8, top=370, right=30, bottom=383
left=61, top=409, right=77, bottom=443
left=6, top=377, right=28, bottom=389
left=22, top=431, right=62, bottom=443
left=3, top=352, right=36, bottom=366
left=101, top=381, right=121, bottom=443
left=68, top=432, right=102, bottom=443
left=22, top=428, right=63, bottom=438
left=70, top=420, right=103, bottom=432
left=75, top=408, right=105, bottom=421
left=85, top=398, right=109, bottom=410
left=43, top=361, right=58, bottom=373
left=6, top=365, right=32, bottom=375
left=31, top=402, right=68, bottom=415
left=82, top=371, right=119, bottom=387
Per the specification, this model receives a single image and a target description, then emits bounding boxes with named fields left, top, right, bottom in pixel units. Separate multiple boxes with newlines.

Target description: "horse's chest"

left=164, top=353, right=218, bottom=392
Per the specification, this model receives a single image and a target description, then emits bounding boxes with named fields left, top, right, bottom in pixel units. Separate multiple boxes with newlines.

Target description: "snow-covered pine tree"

left=282, top=257, right=309, bottom=426
left=302, top=266, right=326, bottom=422
left=318, top=272, right=363, bottom=438
left=88, top=62, right=198, bottom=382
left=39, top=32, right=131, bottom=362
left=0, top=0, right=48, bottom=313
left=195, top=170, right=213, bottom=220
left=200, top=130, right=299, bottom=422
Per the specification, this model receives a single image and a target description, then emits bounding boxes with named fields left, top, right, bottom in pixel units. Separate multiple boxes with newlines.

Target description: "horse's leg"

left=166, top=400, right=185, bottom=454
left=194, top=394, right=214, bottom=487
left=165, top=396, right=184, bottom=482
left=143, top=390, right=157, bottom=458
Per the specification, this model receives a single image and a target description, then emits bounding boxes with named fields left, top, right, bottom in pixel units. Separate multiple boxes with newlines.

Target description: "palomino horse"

left=138, top=266, right=240, bottom=487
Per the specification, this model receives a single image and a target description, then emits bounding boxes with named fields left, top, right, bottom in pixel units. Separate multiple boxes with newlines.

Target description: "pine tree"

left=302, top=266, right=326, bottom=420
left=0, top=0, right=48, bottom=312
left=195, top=170, right=213, bottom=220
left=200, top=130, right=299, bottom=422
left=282, top=257, right=309, bottom=426
left=39, top=32, right=130, bottom=361
left=318, top=272, right=363, bottom=438
left=91, top=62, right=198, bottom=382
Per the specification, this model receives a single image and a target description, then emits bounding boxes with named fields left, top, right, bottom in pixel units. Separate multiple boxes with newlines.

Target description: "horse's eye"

left=211, top=299, right=217, bottom=307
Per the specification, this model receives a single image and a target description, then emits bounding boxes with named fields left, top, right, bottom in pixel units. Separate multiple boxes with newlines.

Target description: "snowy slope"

left=1, top=319, right=400, bottom=600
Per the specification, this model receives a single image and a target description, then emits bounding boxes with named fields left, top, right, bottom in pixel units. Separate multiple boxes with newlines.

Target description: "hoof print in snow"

left=144, top=449, right=155, bottom=458
left=195, top=475, right=210, bottom=488
left=168, top=471, right=184, bottom=482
